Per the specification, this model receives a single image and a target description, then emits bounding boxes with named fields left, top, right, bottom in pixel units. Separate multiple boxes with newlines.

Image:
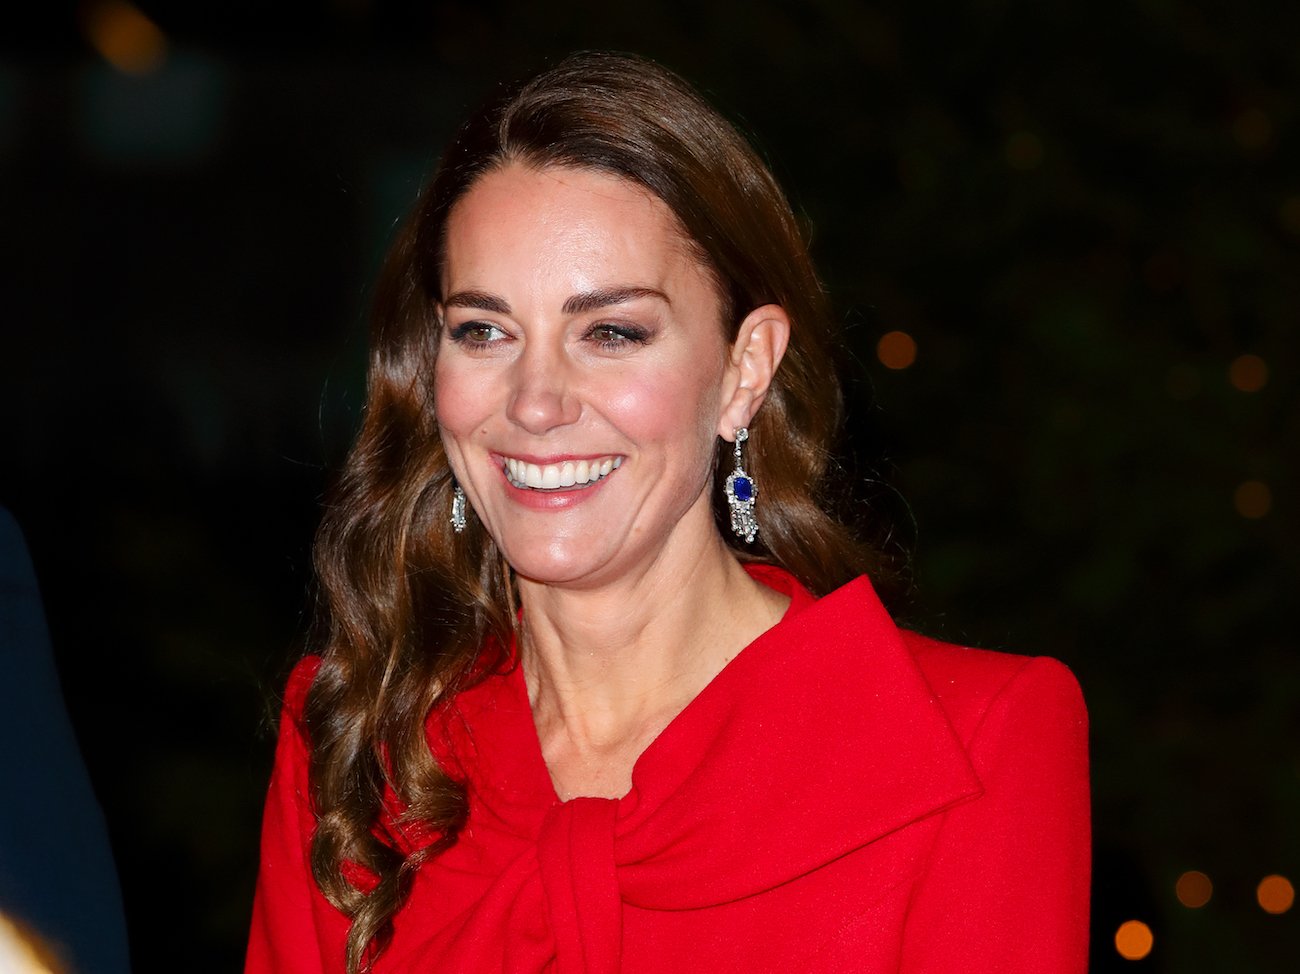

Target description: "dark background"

left=2, top=1, right=1296, bottom=971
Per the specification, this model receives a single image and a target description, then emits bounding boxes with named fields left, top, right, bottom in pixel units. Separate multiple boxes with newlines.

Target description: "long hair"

left=303, top=51, right=878, bottom=971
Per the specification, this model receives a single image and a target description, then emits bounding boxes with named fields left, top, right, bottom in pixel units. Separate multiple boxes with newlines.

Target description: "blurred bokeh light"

left=1115, top=919, right=1154, bottom=961
left=79, top=1, right=167, bottom=76
left=1256, top=875, right=1294, bottom=915
left=876, top=330, right=917, bottom=371
left=1175, top=870, right=1212, bottom=909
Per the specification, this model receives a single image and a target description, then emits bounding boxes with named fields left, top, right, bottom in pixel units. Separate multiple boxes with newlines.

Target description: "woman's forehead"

left=448, top=164, right=670, bottom=242
left=440, top=164, right=712, bottom=304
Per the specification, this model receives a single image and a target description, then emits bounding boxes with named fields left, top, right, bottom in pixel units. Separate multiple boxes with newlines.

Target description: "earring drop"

left=450, top=484, right=467, bottom=534
left=724, top=428, right=758, bottom=543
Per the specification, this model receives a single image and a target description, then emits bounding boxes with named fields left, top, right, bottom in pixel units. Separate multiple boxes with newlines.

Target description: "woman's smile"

left=499, top=454, right=624, bottom=491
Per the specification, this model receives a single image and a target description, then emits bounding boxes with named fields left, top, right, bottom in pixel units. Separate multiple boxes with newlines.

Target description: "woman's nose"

left=505, top=343, right=581, bottom=435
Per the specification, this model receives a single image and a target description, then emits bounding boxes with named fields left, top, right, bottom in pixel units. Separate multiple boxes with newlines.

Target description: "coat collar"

left=435, top=565, right=982, bottom=907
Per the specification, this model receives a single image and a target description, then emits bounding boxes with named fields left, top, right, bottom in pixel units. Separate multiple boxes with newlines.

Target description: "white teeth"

left=502, top=455, right=622, bottom=490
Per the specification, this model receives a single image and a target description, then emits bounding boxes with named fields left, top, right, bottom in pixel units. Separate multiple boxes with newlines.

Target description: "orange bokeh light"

left=1228, top=354, right=1268, bottom=392
left=80, top=0, right=168, bottom=76
left=876, top=330, right=918, bottom=370
left=1234, top=481, right=1272, bottom=519
left=1115, top=919, right=1154, bottom=960
left=0, top=912, right=61, bottom=973
left=1175, top=870, right=1213, bottom=908
left=1257, top=875, right=1295, bottom=915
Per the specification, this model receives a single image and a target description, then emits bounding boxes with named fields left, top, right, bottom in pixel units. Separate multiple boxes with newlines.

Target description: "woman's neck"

left=517, top=534, right=788, bottom=800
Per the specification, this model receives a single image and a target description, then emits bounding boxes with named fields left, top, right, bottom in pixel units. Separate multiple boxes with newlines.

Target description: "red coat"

left=247, top=566, right=1090, bottom=972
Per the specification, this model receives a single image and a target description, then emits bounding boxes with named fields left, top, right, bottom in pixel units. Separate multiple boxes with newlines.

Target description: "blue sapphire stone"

left=733, top=476, right=753, bottom=502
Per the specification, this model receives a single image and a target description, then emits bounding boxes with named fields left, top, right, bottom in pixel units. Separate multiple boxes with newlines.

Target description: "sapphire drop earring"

left=450, top=484, right=467, bottom=534
left=724, top=428, right=758, bottom=543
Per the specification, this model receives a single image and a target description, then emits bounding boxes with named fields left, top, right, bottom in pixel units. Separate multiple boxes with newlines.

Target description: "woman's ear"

left=718, top=304, right=791, bottom=438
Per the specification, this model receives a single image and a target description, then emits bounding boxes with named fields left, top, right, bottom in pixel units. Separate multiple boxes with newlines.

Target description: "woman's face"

left=434, top=164, right=739, bottom=589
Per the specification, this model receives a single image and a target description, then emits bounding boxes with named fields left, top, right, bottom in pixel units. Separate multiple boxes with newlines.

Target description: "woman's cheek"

left=601, top=353, right=722, bottom=439
left=599, top=373, right=689, bottom=442
left=434, top=362, right=492, bottom=439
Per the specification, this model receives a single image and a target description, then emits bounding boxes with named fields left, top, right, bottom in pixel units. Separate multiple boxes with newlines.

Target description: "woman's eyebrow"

left=442, top=286, right=670, bottom=316
left=443, top=289, right=511, bottom=313
left=562, top=286, right=670, bottom=314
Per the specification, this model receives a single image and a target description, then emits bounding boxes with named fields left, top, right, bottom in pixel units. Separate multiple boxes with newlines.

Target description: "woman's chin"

left=502, top=539, right=622, bottom=591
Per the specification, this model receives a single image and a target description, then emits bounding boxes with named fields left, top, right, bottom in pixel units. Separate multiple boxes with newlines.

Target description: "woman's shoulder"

left=898, top=630, right=1087, bottom=747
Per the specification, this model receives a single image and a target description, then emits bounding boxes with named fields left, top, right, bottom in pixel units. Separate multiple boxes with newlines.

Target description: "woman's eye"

left=585, top=323, right=650, bottom=350
left=448, top=321, right=506, bottom=345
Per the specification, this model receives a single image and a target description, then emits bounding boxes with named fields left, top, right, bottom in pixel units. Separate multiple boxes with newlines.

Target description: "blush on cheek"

left=600, top=372, right=712, bottom=441
left=433, top=367, right=488, bottom=440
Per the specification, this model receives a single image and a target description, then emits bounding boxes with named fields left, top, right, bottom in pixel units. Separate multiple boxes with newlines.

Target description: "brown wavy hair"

left=302, top=51, right=878, bottom=971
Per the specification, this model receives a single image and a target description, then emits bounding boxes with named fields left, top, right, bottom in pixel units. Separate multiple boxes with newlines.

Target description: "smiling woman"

left=245, top=52, right=1090, bottom=974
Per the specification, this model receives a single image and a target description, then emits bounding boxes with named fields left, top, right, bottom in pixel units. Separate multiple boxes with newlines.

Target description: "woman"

left=246, top=52, right=1089, bottom=974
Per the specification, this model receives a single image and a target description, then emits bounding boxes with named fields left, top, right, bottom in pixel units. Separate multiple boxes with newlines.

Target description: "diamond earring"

left=450, top=484, right=467, bottom=534
left=724, top=428, right=758, bottom=543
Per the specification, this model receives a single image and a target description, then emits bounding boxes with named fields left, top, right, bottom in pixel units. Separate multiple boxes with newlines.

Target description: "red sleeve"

left=245, top=657, right=349, bottom=974
left=901, top=656, right=1091, bottom=973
